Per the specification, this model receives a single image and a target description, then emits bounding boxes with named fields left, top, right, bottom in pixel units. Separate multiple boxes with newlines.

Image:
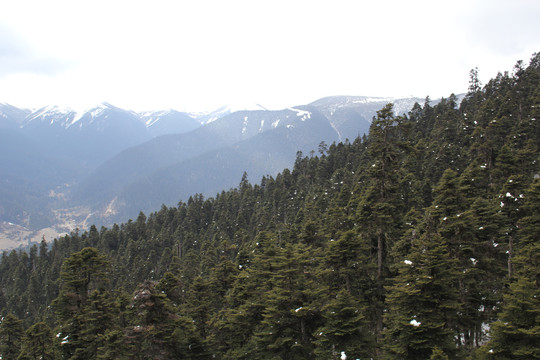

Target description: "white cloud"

left=0, top=0, right=539, bottom=112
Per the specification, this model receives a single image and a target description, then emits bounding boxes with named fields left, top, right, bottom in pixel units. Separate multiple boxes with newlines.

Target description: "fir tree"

left=125, top=280, right=203, bottom=359
left=486, top=277, right=540, bottom=359
left=52, top=247, right=113, bottom=359
left=0, top=313, right=23, bottom=360
left=313, top=289, right=374, bottom=359
left=249, top=242, right=320, bottom=359
left=484, top=179, right=540, bottom=358
left=383, top=225, right=459, bottom=359
left=17, top=321, right=55, bottom=360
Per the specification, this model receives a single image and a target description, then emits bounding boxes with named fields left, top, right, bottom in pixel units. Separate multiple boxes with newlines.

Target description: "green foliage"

left=383, top=230, right=459, bottom=359
left=0, top=52, right=538, bottom=358
left=487, top=277, right=540, bottom=359
left=485, top=179, right=540, bottom=359
left=313, top=289, right=374, bottom=359
left=124, top=280, right=203, bottom=359
left=0, top=313, right=23, bottom=360
left=51, top=247, right=117, bottom=359
left=430, top=346, right=450, bottom=360
left=247, top=242, right=322, bottom=359
left=17, top=321, right=55, bottom=360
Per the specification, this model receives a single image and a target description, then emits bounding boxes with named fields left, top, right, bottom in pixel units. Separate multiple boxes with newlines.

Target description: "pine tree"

left=0, top=313, right=23, bottom=360
left=212, top=230, right=292, bottom=357
left=156, top=271, right=185, bottom=306
left=355, top=104, right=410, bottom=344
left=0, top=52, right=537, bottom=360
left=498, top=175, right=528, bottom=278
left=514, top=178, right=540, bottom=285
left=313, top=289, right=373, bottom=359
left=383, top=226, right=459, bottom=359
left=249, top=242, right=320, bottom=359
left=52, top=247, right=113, bottom=359
left=360, top=103, right=407, bottom=279
left=17, top=321, right=55, bottom=360
left=73, top=290, right=118, bottom=359
left=485, top=179, right=540, bottom=358
left=125, top=280, right=176, bottom=358
left=125, top=280, right=203, bottom=359
left=324, top=230, right=374, bottom=294
left=95, top=329, right=131, bottom=360
left=183, top=276, right=212, bottom=343
left=430, top=346, right=449, bottom=360
left=486, top=277, right=540, bottom=359
left=460, top=198, right=507, bottom=346
left=95, top=292, right=132, bottom=360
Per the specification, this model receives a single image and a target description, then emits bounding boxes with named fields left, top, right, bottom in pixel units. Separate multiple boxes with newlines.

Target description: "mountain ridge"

left=0, top=95, right=453, bottom=249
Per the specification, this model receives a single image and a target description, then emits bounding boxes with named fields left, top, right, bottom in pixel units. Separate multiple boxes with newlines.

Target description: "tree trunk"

left=378, top=233, right=384, bottom=278
left=508, top=235, right=513, bottom=278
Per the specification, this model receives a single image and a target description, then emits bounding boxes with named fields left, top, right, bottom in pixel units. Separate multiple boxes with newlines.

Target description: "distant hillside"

left=0, top=103, right=201, bottom=246
left=0, top=95, right=441, bottom=247
left=73, top=103, right=372, bottom=224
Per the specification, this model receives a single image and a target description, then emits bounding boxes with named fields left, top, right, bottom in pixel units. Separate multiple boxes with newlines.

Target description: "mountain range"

left=0, top=95, right=443, bottom=249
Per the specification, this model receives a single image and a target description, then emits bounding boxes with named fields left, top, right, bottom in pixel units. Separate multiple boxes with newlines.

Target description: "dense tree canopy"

left=0, top=52, right=539, bottom=359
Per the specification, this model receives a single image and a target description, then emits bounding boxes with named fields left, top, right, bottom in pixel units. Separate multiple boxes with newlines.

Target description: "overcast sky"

left=0, top=0, right=539, bottom=113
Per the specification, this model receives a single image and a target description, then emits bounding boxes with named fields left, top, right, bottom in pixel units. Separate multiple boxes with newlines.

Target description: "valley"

left=1, top=54, right=538, bottom=357
left=0, top=95, right=436, bottom=250
left=0, top=205, right=91, bottom=249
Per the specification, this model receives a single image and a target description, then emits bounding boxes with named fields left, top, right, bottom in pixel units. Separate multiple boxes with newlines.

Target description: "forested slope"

left=0, top=53, right=539, bottom=359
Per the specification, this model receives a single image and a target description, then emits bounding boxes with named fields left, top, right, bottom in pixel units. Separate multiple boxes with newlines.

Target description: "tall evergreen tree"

left=125, top=280, right=203, bottom=359
left=17, top=321, right=55, bottom=360
left=359, top=103, right=407, bottom=279
left=355, top=104, right=410, bottom=345
left=484, top=179, right=540, bottom=358
left=52, top=247, right=113, bottom=359
left=0, top=313, right=23, bottom=360
left=313, top=289, right=373, bottom=359
left=383, top=228, right=459, bottom=359
left=249, top=242, right=321, bottom=359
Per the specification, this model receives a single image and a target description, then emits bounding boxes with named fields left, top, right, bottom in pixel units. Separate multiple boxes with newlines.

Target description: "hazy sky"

left=0, top=0, right=539, bottom=112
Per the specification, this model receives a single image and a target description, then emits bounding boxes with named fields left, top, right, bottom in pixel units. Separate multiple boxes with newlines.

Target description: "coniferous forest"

left=1, top=53, right=539, bottom=359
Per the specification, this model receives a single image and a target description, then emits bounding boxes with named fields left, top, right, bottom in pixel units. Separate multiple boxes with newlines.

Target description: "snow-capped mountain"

left=309, top=95, right=434, bottom=116
left=0, top=103, right=30, bottom=128
left=0, top=94, right=448, bottom=248
left=16, top=103, right=147, bottom=168
left=140, top=109, right=200, bottom=137
left=201, top=107, right=317, bottom=142
left=13, top=102, right=203, bottom=168
left=71, top=103, right=367, bottom=223
left=309, top=95, right=424, bottom=141
left=22, top=105, right=78, bottom=129
left=21, top=102, right=146, bottom=134
left=191, top=103, right=270, bottom=125
left=20, top=102, right=200, bottom=134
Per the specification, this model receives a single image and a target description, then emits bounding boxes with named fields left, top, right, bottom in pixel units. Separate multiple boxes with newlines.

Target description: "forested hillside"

left=0, top=53, right=539, bottom=359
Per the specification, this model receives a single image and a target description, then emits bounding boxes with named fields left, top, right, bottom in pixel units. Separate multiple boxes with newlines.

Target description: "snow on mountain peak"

left=24, top=105, right=77, bottom=128
left=32, top=105, right=74, bottom=118
left=140, top=110, right=175, bottom=128
left=20, top=102, right=131, bottom=129
left=193, top=103, right=269, bottom=125
left=288, top=107, right=311, bottom=121
left=70, top=102, right=115, bottom=126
